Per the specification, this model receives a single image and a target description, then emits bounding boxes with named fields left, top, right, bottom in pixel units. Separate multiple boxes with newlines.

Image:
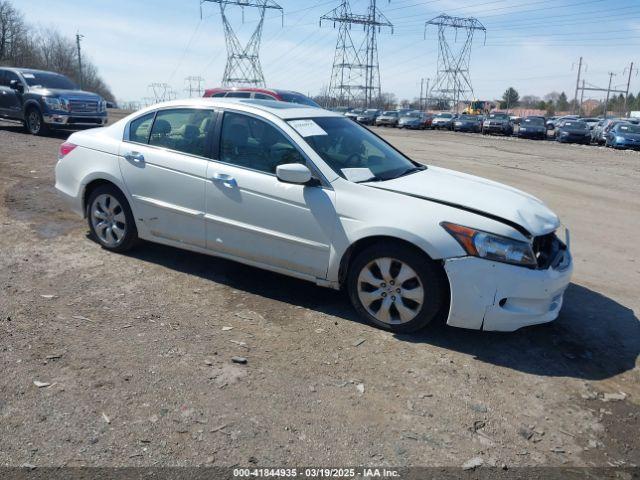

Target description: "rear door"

left=119, top=107, right=216, bottom=248
left=203, top=110, right=335, bottom=278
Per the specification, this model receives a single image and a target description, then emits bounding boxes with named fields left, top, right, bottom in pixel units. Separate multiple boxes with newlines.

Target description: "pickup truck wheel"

left=25, top=107, right=49, bottom=136
left=86, top=185, right=138, bottom=252
left=347, top=243, right=446, bottom=333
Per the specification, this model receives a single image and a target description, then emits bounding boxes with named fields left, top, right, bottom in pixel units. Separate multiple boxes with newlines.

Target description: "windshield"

left=489, top=113, right=509, bottom=119
left=20, top=71, right=77, bottom=90
left=523, top=117, right=544, bottom=125
left=617, top=124, right=640, bottom=134
left=563, top=121, right=587, bottom=129
left=459, top=115, right=477, bottom=121
left=382, top=111, right=397, bottom=116
left=278, top=91, right=320, bottom=108
left=405, top=112, right=421, bottom=118
left=364, top=109, right=378, bottom=115
left=436, top=113, right=453, bottom=118
left=289, top=117, right=420, bottom=182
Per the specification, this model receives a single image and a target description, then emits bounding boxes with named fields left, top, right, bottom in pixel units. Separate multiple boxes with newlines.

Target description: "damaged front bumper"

left=443, top=248, right=573, bottom=332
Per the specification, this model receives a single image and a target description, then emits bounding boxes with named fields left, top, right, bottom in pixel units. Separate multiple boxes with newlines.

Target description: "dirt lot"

left=1, top=112, right=639, bottom=469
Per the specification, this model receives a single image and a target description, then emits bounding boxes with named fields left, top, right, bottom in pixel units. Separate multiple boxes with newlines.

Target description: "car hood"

left=560, top=128, right=589, bottom=134
left=399, top=117, right=421, bottom=122
left=28, top=87, right=102, bottom=100
left=366, top=167, right=560, bottom=236
left=520, top=124, right=545, bottom=129
left=486, top=118, right=509, bottom=123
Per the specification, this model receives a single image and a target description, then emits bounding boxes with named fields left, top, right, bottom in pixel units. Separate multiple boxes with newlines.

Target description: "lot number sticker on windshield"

left=288, top=119, right=327, bottom=137
left=22, top=73, right=35, bottom=79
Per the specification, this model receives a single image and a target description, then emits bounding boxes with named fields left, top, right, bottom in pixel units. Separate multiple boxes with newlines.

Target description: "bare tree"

left=0, top=0, right=114, bottom=101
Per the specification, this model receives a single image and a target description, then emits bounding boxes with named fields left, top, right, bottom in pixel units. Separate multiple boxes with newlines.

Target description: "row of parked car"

left=335, top=108, right=640, bottom=150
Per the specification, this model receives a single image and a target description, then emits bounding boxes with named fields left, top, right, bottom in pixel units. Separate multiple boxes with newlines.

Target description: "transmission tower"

left=424, top=14, right=486, bottom=112
left=201, top=0, right=283, bottom=88
left=321, top=0, right=393, bottom=108
left=185, top=76, right=205, bottom=98
left=148, top=83, right=177, bottom=103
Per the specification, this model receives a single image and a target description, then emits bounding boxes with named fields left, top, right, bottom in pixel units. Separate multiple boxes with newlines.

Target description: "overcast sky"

left=15, top=0, right=640, bottom=103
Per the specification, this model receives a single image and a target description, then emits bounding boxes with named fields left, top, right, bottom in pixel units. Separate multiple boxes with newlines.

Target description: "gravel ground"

left=0, top=113, right=639, bottom=469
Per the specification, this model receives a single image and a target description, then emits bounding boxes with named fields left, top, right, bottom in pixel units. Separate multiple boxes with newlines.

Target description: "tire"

left=25, top=107, right=50, bottom=136
left=347, top=242, right=447, bottom=333
left=86, top=184, right=138, bottom=252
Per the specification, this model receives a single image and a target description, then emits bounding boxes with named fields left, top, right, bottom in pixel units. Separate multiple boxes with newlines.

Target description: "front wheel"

left=86, top=185, right=138, bottom=252
left=347, top=243, right=447, bottom=333
left=25, top=108, right=49, bottom=136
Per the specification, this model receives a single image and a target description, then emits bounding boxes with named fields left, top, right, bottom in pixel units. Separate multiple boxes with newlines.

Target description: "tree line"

left=501, top=86, right=640, bottom=117
left=0, top=0, right=114, bottom=101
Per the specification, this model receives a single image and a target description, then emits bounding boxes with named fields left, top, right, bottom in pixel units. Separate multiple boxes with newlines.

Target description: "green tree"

left=535, top=100, right=547, bottom=110
left=500, top=87, right=519, bottom=110
left=557, top=92, right=569, bottom=111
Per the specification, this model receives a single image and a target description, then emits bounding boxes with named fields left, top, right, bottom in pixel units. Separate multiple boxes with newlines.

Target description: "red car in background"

left=203, top=87, right=320, bottom=108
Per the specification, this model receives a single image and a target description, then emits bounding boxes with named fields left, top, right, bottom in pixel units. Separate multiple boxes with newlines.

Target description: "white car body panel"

left=54, top=98, right=573, bottom=332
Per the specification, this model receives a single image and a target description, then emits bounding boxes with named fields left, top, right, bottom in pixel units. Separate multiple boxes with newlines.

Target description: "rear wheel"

left=25, top=107, right=49, bottom=136
left=347, top=243, right=447, bottom=333
left=86, top=185, right=138, bottom=252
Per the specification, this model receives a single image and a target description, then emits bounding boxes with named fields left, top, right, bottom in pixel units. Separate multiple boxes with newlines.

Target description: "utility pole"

left=623, top=62, right=636, bottom=117
left=424, top=77, right=430, bottom=111
left=185, top=76, right=205, bottom=98
left=604, top=72, right=615, bottom=119
left=419, top=78, right=424, bottom=110
left=572, top=56, right=582, bottom=115
left=579, top=79, right=585, bottom=115
left=76, top=32, right=84, bottom=89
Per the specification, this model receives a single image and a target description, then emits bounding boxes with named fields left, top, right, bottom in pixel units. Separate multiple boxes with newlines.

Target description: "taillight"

left=58, top=142, right=77, bottom=160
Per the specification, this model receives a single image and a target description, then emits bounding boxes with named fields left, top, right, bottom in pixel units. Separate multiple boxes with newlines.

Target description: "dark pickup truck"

left=0, top=67, right=107, bottom=135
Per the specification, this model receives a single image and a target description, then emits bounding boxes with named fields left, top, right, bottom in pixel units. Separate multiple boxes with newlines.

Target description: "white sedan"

left=55, top=98, right=573, bottom=333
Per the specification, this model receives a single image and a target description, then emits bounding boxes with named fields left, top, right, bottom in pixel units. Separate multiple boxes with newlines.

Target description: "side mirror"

left=9, top=79, right=23, bottom=92
left=276, top=163, right=313, bottom=185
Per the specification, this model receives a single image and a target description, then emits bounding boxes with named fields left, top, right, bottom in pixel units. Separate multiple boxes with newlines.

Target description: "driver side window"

left=219, top=111, right=305, bottom=174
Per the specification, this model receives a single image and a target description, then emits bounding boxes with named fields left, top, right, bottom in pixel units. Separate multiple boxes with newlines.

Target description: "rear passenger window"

left=254, top=93, right=275, bottom=100
left=148, top=108, right=215, bottom=157
left=129, top=113, right=155, bottom=144
left=225, top=92, right=251, bottom=98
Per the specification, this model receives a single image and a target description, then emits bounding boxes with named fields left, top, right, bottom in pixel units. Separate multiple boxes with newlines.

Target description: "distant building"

left=581, top=99, right=601, bottom=116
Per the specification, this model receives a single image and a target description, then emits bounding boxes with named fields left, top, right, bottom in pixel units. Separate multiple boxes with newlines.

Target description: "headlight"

left=99, top=100, right=107, bottom=112
left=441, top=222, right=537, bottom=267
left=43, top=97, right=68, bottom=111
left=615, top=136, right=625, bottom=142
left=520, top=127, right=527, bottom=131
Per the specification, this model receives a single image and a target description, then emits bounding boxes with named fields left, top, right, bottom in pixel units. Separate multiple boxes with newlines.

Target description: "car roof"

left=5, top=67, right=62, bottom=75
left=205, top=86, right=307, bottom=96
left=131, top=98, right=341, bottom=120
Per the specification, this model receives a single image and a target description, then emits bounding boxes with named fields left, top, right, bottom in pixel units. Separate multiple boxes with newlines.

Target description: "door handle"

left=124, top=151, right=145, bottom=163
left=211, top=172, right=237, bottom=188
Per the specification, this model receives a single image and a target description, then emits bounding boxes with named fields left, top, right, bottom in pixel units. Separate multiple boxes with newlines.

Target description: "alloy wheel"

left=90, top=194, right=127, bottom=247
left=357, top=257, right=424, bottom=325
left=28, top=111, right=41, bottom=134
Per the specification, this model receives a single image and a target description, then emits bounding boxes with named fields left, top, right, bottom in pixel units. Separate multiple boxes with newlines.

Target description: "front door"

left=0, top=70, right=23, bottom=119
left=204, top=110, right=335, bottom=278
left=119, top=107, right=216, bottom=248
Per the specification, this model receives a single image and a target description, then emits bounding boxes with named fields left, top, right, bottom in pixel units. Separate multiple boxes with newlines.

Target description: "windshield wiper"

left=355, top=175, right=385, bottom=183
left=393, top=166, right=426, bottom=179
